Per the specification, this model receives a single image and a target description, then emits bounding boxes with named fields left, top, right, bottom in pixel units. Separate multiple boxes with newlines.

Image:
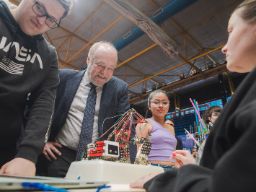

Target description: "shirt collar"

left=82, top=70, right=103, bottom=89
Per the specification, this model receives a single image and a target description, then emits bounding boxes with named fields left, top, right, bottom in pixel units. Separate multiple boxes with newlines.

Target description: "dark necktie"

left=76, top=83, right=97, bottom=160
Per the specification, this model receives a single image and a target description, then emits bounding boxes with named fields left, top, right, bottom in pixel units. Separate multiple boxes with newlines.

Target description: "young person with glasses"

left=0, top=0, right=72, bottom=177
left=32, top=0, right=62, bottom=29
left=134, top=89, right=177, bottom=171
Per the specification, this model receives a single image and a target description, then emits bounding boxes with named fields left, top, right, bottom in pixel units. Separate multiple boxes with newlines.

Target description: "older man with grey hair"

left=38, top=41, right=131, bottom=177
left=0, top=0, right=73, bottom=176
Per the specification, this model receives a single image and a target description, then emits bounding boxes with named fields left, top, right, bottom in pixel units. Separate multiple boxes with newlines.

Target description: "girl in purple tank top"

left=135, top=89, right=177, bottom=170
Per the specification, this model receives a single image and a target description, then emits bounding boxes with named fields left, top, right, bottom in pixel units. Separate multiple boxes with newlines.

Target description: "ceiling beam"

left=129, top=45, right=223, bottom=88
left=104, top=0, right=178, bottom=57
left=57, top=2, right=104, bottom=52
left=117, top=43, right=157, bottom=68
left=149, top=0, right=217, bottom=64
left=129, top=64, right=227, bottom=104
left=65, top=15, right=123, bottom=63
left=105, top=0, right=202, bottom=73
left=170, top=18, right=218, bottom=64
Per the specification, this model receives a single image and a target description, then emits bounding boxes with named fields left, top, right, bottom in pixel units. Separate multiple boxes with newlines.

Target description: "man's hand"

left=0, top=158, right=35, bottom=176
left=43, top=141, right=62, bottom=161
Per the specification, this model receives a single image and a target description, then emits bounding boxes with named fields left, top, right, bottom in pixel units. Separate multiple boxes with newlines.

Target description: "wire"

left=99, top=113, right=126, bottom=139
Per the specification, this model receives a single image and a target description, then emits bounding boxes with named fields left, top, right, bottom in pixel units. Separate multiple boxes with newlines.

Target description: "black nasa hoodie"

left=0, top=0, right=59, bottom=164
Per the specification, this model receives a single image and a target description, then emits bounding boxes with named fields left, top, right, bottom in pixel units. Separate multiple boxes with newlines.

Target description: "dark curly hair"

left=202, top=106, right=222, bottom=124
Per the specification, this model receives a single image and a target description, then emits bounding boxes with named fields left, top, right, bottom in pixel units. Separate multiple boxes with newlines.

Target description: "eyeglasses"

left=151, top=100, right=169, bottom=107
left=32, top=0, right=60, bottom=29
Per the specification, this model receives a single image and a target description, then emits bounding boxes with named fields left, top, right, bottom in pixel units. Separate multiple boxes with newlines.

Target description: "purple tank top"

left=147, top=118, right=177, bottom=161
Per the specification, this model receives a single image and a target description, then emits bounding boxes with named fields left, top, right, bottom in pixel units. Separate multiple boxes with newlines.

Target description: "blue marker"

left=96, top=184, right=111, bottom=192
left=22, top=182, right=68, bottom=192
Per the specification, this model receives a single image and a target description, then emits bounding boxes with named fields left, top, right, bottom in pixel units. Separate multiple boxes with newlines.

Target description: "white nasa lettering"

left=13, top=42, right=27, bottom=62
left=30, top=53, right=43, bottom=69
left=0, top=36, right=43, bottom=69
left=0, top=36, right=10, bottom=51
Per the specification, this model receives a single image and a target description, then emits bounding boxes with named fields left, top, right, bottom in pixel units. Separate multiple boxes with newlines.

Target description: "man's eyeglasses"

left=94, top=63, right=115, bottom=73
left=32, top=0, right=60, bottom=29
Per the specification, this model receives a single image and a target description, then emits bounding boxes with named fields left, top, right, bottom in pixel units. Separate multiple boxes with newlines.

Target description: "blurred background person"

left=165, top=116, right=183, bottom=150
left=202, top=106, right=222, bottom=133
left=173, top=105, right=222, bottom=167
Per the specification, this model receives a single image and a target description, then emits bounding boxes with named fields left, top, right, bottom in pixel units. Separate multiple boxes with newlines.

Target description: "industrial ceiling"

left=9, top=0, right=242, bottom=104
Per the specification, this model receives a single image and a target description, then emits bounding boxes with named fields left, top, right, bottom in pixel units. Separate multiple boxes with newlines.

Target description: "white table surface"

left=70, top=184, right=145, bottom=192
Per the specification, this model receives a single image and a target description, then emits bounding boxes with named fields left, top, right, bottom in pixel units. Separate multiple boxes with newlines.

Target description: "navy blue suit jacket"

left=49, top=69, right=130, bottom=141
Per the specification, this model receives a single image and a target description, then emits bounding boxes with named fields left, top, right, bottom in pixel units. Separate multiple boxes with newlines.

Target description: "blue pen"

left=96, top=184, right=111, bottom=192
left=22, top=182, right=68, bottom=192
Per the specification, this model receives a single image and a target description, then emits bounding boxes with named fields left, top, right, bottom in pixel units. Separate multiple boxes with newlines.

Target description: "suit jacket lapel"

left=98, top=80, right=111, bottom=136
left=63, top=71, right=85, bottom=116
